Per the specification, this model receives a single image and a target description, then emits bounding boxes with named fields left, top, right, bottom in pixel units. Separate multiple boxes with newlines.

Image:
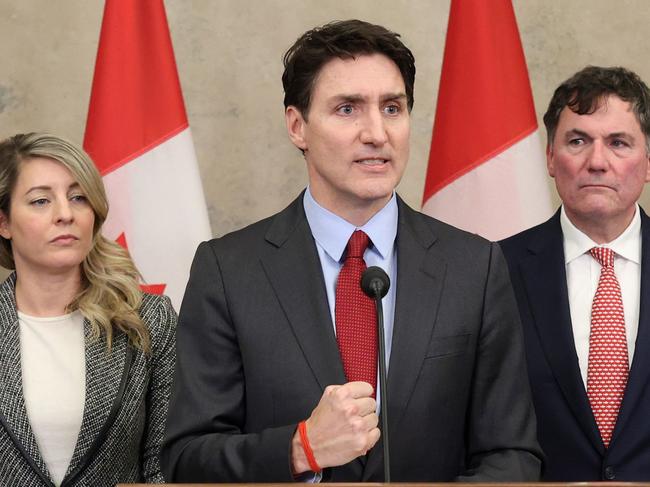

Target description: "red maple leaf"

left=115, top=232, right=167, bottom=295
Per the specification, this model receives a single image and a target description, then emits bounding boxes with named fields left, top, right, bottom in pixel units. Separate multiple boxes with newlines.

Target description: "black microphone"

left=360, top=266, right=391, bottom=482
left=361, top=266, right=390, bottom=299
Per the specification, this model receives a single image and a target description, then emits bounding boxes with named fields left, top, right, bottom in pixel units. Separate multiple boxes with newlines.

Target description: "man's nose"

left=359, top=110, right=388, bottom=146
left=586, top=140, right=610, bottom=171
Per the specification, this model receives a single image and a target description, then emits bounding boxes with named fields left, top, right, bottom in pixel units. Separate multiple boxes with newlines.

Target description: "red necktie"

left=587, top=247, right=629, bottom=447
left=335, top=230, right=377, bottom=393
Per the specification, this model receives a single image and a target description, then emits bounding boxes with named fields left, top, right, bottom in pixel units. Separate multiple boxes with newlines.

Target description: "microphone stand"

left=361, top=266, right=391, bottom=482
left=373, top=291, right=391, bottom=483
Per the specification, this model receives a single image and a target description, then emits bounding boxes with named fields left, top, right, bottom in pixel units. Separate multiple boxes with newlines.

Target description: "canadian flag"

left=422, top=0, right=553, bottom=241
left=84, top=0, right=211, bottom=310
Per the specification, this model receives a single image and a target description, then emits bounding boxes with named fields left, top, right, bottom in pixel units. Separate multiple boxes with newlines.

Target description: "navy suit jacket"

left=500, top=209, right=650, bottom=481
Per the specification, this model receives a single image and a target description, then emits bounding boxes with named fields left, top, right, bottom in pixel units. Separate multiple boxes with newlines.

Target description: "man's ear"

left=546, top=144, right=556, bottom=178
left=285, top=106, right=308, bottom=151
left=0, top=211, right=11, bottom=240
left=645, top=150, right=650, bottom=183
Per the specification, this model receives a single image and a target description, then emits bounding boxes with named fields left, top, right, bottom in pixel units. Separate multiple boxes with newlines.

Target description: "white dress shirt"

left=561, top=205, right=641, bottom=387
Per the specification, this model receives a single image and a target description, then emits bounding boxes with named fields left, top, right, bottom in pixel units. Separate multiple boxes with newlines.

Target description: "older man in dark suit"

left=162, top=19, right=541, bottom=483
left=500, top=66, right=650, bottom=481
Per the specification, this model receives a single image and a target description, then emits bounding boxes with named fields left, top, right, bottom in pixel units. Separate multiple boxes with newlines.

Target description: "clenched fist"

left=291, top=381, right=380, bottom=474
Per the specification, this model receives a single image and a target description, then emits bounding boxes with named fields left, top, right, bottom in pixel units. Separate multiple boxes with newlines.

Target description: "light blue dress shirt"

left=303, top=187, right=398, bottom=397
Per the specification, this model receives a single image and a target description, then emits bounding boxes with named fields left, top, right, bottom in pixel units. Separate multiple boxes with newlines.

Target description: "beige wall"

left=2, top=0, right=650, bottom=240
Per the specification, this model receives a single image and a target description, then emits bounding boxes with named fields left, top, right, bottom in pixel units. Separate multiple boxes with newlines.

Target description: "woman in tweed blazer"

left=0, top=133, right=177, bottom=486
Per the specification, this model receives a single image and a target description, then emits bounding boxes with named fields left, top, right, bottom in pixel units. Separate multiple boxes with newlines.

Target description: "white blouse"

left=19, top=310, right=85, bottom=487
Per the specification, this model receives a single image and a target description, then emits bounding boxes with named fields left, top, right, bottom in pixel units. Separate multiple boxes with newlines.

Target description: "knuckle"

left=324, top=385, right=339, bottom=396
left=349, top=416, right=365, bottom=433
left=358, top=398, right=376, bottom=416
left=333, top=385, right=350, bottom=400
left=343, top=402, right=359, bottom=418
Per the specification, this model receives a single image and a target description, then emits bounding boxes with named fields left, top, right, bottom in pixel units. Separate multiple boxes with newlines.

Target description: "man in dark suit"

left=500, top=66, right=650, bottom=481
left=161, top=19, right=541, bottom=482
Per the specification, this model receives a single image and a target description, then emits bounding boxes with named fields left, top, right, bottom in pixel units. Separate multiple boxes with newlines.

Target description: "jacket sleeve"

left=160, top=241, right=297, bottom=483
left=141, top=294, right=177, bottom=483
left=456, top=242, right=543, bottom=481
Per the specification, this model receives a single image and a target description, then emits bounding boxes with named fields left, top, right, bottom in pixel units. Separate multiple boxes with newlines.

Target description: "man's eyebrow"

left=564, top=128, right=635, bottom=139
left=329, top=94, right=365, bottom=104
left=380, top=92, right=408, bottom=102
left=563, top=128, right=591, bottom=139
left=329, top=92, right=408, bottom=104
left=607, top=131, right=634, bottom=139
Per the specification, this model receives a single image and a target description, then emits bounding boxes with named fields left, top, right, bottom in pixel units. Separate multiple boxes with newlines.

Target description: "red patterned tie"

left=335, top=230, right=377, bottom=394
left=587, top=247, right=629, bottom=447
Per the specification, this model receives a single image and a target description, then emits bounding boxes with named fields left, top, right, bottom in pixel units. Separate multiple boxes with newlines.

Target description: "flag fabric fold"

left=84, top=0, right=211, bottom=310
left=422, top=0, right=553, bottom=241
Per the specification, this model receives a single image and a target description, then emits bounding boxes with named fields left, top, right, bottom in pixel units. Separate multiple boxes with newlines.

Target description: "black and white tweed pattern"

left=0, top=275, right=177, bottom=486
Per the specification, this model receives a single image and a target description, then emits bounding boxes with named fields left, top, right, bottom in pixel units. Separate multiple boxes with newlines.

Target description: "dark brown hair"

left=282, top=19, right=416, bottom=119
left=544, top=66, right=650, bottom=149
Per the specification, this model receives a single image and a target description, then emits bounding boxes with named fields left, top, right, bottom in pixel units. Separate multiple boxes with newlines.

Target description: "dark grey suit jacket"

left=500, top=209, right=650, bottom=481
left=162, top=194, right=542, bottom=482
left=0, top=274, right=177, bottom=487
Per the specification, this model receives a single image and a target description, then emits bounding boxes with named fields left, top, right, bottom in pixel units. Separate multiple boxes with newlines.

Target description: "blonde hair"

left=0, top=133, right=150, bottom=352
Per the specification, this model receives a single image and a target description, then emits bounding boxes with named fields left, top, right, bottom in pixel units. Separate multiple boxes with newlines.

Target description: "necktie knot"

left=346, top=230, right=370, bottom=259
left=590, top=247, right=615, bottom=268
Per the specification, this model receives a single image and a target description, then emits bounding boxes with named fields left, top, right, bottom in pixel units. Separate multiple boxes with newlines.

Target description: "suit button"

left=604, top=466, right=615, bottom=480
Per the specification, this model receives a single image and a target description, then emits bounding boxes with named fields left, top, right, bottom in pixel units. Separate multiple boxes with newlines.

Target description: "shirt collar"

left=560, top=204, right=641, bottom=264
left=303, top=186, right=398, bottom=263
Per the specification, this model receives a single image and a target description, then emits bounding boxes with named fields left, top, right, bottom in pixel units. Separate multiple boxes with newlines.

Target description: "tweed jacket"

left=0, top=274, right=177, bottom=487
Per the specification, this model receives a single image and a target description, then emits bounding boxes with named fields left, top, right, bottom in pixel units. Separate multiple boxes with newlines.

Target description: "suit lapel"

left=518, top=214, right=603, bottom=453
left=0, top=275, right=54, bottom=485
left=610, top=210, right=650, bottom=446
left=364, top=200, right=444, bottom=480
left=260, top=195, right=347, bottom=392
left=64, top=320, right=131, bottom=482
